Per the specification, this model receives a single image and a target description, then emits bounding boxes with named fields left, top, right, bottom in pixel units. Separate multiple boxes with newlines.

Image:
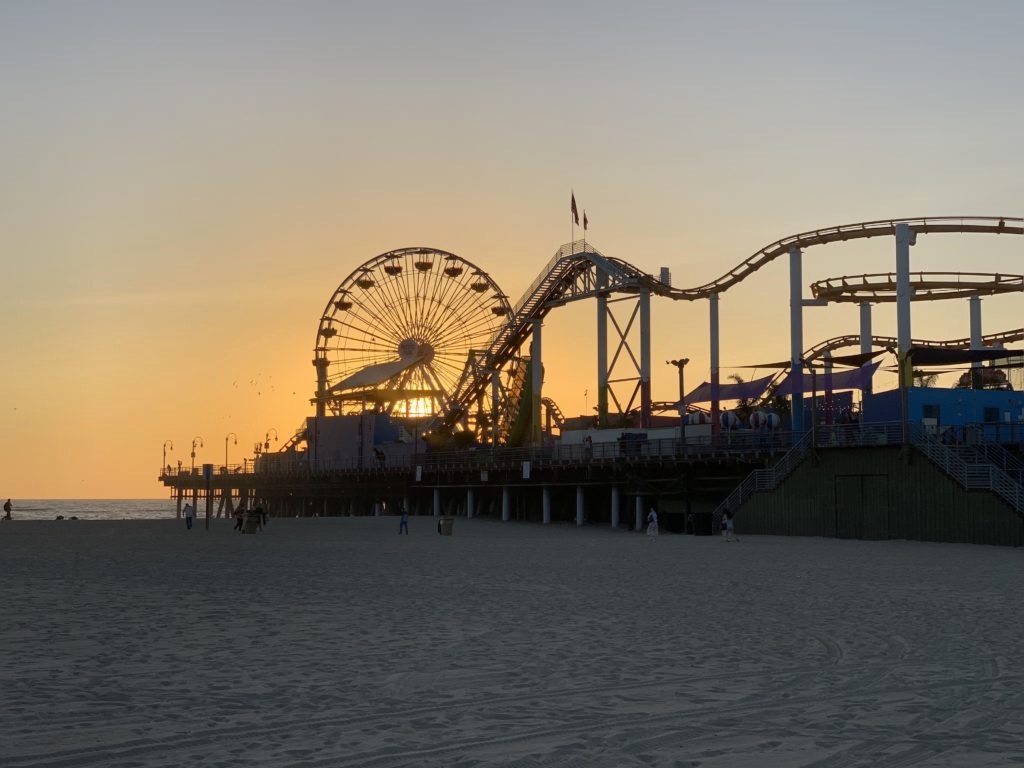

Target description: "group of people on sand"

left=233, top=505, right=267, bottom=533
left=646, top=505, right=738, bottom=541
left=180, top=501, right=266, bottom=532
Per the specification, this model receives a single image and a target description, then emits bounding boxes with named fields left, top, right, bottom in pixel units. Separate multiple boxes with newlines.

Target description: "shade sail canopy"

left=682, top=373, right=776, bottom=405
left=773, top=362, right=881, bottom=396
left=907, top=347, right=1023, bottom=366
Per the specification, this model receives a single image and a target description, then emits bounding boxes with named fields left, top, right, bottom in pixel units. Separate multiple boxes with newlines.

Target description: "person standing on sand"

left=646, top=508, right=658, bottom=537
left=183, top=502, right=194, bottom=530
left=723, top=509, right=739, bottom=542
left=233, top=504, right=244, bottom=532
left=399, top=507, right=409, bottom=535
left=2, top=499, right=11, bottom=520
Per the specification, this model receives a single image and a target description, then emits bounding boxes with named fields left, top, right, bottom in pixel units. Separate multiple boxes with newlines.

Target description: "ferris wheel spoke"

left=374, top=266, right=417, bottom=338
left=355, top=284, right=406, bottom=342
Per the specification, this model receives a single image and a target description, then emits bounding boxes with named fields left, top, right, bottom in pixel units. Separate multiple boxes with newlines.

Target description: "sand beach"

left=3, top=517, right=1023, bottom=767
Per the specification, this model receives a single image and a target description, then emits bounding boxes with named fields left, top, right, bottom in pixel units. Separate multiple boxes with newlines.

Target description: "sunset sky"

left=2, top=1, right=1022, bottom=498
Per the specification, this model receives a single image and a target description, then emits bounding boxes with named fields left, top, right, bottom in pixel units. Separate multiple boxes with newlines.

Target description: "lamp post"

left=224, top=432, right=237, bottom=471
left=668, top=358, right=690, bottom=454
left=264, top=427, right=278, bottom=452
left=162, top=440, right=174, bottom=475
left=191, top=436, right=204, bottom=472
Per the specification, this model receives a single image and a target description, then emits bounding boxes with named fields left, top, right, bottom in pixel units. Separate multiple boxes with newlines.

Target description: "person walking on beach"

left=183, top=502, right=194, bottom=530
left=233, top=504, right=244, bottom=532
left=722, top=509, right=739, bottom=542
left=399, top=507, right=409, bottom=535
left=646, top=507, right=658, bottom=538
left=3, top=499, right=12, bottom=520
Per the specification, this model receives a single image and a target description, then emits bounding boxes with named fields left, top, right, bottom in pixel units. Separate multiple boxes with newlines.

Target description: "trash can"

left=691, top=511, right=713, bottom=536
left=439, top=517, right=455, bottom=536
left=242, top=511, right=261, bottom=534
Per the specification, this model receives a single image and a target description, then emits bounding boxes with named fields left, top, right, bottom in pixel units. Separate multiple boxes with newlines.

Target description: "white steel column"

left=789, top=247, right=804, bottom=432
left=895, top=223, right=914, bottom=387
left=709, top=293, right=721, bottom=439
left=970, top=296, right=983, bottom=388
left=640, top=288, right=652, bottom=428
left=597, top=270, right=609, bottom=427
left=576, top=486, right=584, bottom=526
left=824, top=350, right=834, bottom=424
left=501, top=487, right=510, bottom=522
left=860, top=302, right=873, bottom=395
left=433, top=488, right=440, bottom=517
left=531, top=319, right=543, bottom=444
left=466, top=488, right=474, bottom=519
left=542, top=486, right=551, bottom=525
left=611, top=486, right=620, bottom=529
left=634, top=495, right=644, bottom=532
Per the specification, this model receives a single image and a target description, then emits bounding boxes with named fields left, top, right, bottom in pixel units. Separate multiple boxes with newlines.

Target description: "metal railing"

left=914, top=432, right=1024, bottom=515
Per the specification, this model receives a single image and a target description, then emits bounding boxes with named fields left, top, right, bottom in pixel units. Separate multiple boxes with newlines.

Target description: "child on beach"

left=722, top=510, right=738, bottom=542
left=399, top=507, right=409, bottom=535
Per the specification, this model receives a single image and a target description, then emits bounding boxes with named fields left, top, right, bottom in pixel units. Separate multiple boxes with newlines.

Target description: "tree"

left=912, top=368, right=938, bottom=388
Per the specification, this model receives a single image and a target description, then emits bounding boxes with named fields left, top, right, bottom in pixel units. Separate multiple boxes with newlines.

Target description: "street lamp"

left=668, top=358, right=690, bottom=454
left=162, top=440, right=174, bottom=475
left=191, top=436, right=204, bottom=472
left=264, top=427, right=278, bottom=452
left=225, top=432, right=237, bottom=470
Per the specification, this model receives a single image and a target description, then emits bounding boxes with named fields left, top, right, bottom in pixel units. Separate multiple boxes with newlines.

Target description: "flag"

left=583, top=210, right=588, bottom=230
left=570, top=192, right=579, bottom=226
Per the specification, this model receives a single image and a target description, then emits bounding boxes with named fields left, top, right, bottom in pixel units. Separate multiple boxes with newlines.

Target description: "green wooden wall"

left=738, top=446, right=1024, bottom=546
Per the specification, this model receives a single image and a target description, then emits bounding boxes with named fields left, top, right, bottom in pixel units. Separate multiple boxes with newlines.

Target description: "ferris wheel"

left=313, top=247, right=511, bottom=420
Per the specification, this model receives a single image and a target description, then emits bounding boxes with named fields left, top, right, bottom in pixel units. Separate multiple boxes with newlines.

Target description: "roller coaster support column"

left=542, top=486, right=551, bottom=525
left=824, top=350, right=834, bottom=424
left=860, top=302, right=873, bottom=395
left=611, top=486, right=620, bottom=529
left=597, top=270, right=609, bottom=427
left=466, top=488, right=474, bottom=519
left=634, top=495, right=644, bottom=533
left=895, top=223, right=916, bottom=388
left=576, top=486, right=585, bottom=527
left=789, top=247, right=805, bottom=433
left=710, top=292, right=721, bottom=439
left=970, top=296, right=983, bottom=389
left=531, top=319, right=543, bottom=444
left=433, top=488, right=441, bottom=517
left=502, top=487, right=510, bottom=522
left=640, top=289, right=652, bottom=428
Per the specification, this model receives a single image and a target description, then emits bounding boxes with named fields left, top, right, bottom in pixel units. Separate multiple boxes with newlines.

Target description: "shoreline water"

left=3, top=499, right=174, bottom=521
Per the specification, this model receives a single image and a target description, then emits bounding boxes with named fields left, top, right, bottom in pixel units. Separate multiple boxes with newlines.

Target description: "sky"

left=2, top=1, right=1022, bottom=498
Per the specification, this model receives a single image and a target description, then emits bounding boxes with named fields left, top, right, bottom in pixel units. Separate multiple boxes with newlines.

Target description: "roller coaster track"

left=803, top=327, right=1024, bottom=363
left=439, top=216, right=1022, bottom=432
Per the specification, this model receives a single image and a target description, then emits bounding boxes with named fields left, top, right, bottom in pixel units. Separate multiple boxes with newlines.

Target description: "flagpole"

left=571, top=190, right=575, bottom=253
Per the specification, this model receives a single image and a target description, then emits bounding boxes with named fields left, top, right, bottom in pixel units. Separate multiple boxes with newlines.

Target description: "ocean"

left=5, top=500, right=177, bottom=521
